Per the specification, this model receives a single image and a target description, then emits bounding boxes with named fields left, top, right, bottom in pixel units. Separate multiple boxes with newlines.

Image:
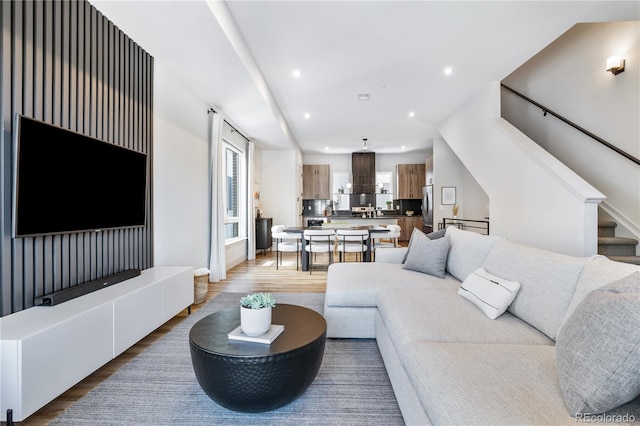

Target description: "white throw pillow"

left=458, top=268, right=520, bottom=319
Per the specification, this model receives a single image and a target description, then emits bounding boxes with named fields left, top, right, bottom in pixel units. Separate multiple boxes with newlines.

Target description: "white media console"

left=0, top=266, right=194, bottom=422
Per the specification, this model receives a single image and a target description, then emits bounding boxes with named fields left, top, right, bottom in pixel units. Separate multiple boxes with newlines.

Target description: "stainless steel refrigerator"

left=422, top=185, right=433, bottom=232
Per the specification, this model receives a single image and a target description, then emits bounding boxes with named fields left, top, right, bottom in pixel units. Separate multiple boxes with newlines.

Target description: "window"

left=375, top=171, right=393, bottom=209
left=224, top=143, right=244, bottom=240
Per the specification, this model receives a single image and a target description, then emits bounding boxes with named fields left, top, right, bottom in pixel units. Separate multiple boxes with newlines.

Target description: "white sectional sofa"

left=324, top=226, right=640, bottom=425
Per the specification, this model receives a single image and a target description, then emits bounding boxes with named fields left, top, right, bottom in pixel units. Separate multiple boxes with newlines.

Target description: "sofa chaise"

left=324, top=226, right=640, bottom=425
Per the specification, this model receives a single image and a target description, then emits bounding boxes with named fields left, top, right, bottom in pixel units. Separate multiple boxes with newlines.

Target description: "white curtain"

left=247, top=141, right=256, bottom=260
left=208, top=111, right=226, bottom=282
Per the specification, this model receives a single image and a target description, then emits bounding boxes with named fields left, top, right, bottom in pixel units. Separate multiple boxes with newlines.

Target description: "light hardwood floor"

left=16, top=250, right=332, bottom=426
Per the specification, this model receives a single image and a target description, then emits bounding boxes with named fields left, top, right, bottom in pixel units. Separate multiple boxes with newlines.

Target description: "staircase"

left=598, top=221, right=640, bottom=265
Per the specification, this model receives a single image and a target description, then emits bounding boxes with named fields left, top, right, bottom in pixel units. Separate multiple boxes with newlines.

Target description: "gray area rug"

left=49, top=292, right=404, bottom=425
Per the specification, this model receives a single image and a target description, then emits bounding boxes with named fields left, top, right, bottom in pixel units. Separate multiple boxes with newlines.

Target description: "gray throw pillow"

left=556, top=271, right=640, bottom=416
left=402, top=228, right=423, bottom=263
left=402, top=233, right=450, bottom=278
left=401, top=228, right=443, bottom=264
left=426, top=229, right=446, bottom=240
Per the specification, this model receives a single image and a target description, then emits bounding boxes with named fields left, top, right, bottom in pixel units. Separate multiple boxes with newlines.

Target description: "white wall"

left=433, top=139, right=489, bottom=231
left=433, top=138, right=464, bottom=226
left=439, top=82, right=605, bottom=257
left=153, top=62, right=210, bottom=269
left=260, top=150, right=301, bottom=228
left=502, top=22, right=640, bottom=244
left=154, top=64, right=264, bottom=270
left=463, top=168, right=490, bottom=224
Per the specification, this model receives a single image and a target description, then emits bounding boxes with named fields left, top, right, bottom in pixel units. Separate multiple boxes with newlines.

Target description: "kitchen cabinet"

left=397, top=216, right=423, bottom=241
left=352, top=152, right=376, bottom=193
left=302, top=165, right=330, bottom=199
left=256, top=218, right=273, bottom=255
left=396, top=163, right=425, bottom=199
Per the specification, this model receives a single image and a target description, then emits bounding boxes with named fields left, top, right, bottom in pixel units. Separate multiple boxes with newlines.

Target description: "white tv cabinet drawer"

left=0, top=266, right=193, bottom=422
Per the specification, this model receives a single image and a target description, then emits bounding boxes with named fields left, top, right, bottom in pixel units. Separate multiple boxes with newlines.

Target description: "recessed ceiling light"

left=357, top=93, right=370, bottom=101
left=325, top=146, right=329, bottom=150
left=444, top=67, right=453, bottom=75
left=409, top=111, right=415, bottom=118
left=292, top=69, right=301, bottom=78
left=401, top=145, right=406, bottom=150
left=304, top=113, right=310, bottom=119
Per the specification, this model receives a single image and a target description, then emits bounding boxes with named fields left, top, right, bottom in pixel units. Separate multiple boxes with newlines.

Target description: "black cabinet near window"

left=256, top=218, right=273, bottom=255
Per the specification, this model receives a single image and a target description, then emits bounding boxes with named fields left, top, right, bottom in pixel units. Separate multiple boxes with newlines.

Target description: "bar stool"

left=335, top=229, right=369, bottom=262
left=271, top=225, right=301, bottom=270
left=303, top=229, right=336, bottom=274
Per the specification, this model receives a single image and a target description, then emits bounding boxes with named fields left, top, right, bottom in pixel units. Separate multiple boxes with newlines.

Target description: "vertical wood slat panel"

left=12, top=1, right=26, bottom=312
left=1, top=1, right=9, bottom=315
left=96, top=8, right=102, bottom=141
left=123, top=37, right=128, bottom=149
left=61, top=0, right=69, bottom=129
left=0, top=0, right=153, bottom=317
left=110, top=29, right=115, bottom=143
left=43, top=0, right=51, bottom=122
left=22, top=1, right=33, bottom=117
left=69, top=0, right=77, bottom=131
left=118, top=32, right=124, bottom=146
left=76, top=1, right=84, bottom=133
left=52, top=0, right=61, bottom=127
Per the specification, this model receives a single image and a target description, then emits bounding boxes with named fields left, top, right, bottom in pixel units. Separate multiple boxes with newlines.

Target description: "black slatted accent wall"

left=0, top=0, right=154, bottom=317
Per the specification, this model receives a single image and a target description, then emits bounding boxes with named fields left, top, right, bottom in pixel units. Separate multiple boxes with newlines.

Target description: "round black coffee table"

left=189, top=303, right=327, bottom=412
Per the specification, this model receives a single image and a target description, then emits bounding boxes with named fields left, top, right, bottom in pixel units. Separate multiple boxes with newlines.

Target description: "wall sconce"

left=606, top=56, right=625, bottom=75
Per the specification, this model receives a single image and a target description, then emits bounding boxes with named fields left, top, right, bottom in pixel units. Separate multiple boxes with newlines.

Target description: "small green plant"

left=240, top=293, right=276, bottom=310
left=385, top=201, right=392, bottom=208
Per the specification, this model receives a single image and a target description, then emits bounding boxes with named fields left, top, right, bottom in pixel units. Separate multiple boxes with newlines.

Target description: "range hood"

left=352, top=150, right=376, bottom=193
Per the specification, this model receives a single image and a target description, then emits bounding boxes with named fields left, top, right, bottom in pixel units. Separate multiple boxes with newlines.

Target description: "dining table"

left=284, top=225, right=390, bottom=271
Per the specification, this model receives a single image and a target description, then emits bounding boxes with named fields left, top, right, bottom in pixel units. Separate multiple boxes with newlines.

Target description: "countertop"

left=303, top=214, right=419, bottom=220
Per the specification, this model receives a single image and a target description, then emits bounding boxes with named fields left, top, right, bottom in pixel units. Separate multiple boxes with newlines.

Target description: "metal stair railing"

left=501, top=84, right=640, bottom=167
left=439, top=218, right=490, bottom=235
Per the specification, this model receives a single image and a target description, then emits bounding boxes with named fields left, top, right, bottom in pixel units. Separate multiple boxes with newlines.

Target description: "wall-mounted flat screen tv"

left=13, top=114, right=148, bottom=237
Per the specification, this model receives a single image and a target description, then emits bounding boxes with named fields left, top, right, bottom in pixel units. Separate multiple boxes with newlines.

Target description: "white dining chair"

left=371, top=224, right=401, bottom=261
left=335, top=229, right=369, bottom=262
left=271, top=225, right=301, bottom=270
left=303, top=229, right=336, bottom=274
left=372, top=224, right=401, bottom=249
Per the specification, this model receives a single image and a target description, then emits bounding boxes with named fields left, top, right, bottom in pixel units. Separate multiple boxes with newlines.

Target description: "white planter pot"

left=240, top=306, right=272, bottom=336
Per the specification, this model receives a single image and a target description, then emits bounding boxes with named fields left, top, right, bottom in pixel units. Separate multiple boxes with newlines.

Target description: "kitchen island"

left=302, top=212, right=423, bottom=241
left=322, top=217, right=399, bottom=227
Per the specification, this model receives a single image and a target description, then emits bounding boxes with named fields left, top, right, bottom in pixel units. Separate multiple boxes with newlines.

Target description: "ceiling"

left=90, top=1, right=638, bottom=155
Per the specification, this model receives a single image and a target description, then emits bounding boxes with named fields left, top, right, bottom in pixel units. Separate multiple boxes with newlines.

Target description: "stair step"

left=606, top=255, right=640, bottom=266
left=598, top=237, right=638, bottom=245
left=598, top=237, right=638, bottom=256
left=598, top=221, right=617, bottom=227
left=598, top=220, right=617, bottom=237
